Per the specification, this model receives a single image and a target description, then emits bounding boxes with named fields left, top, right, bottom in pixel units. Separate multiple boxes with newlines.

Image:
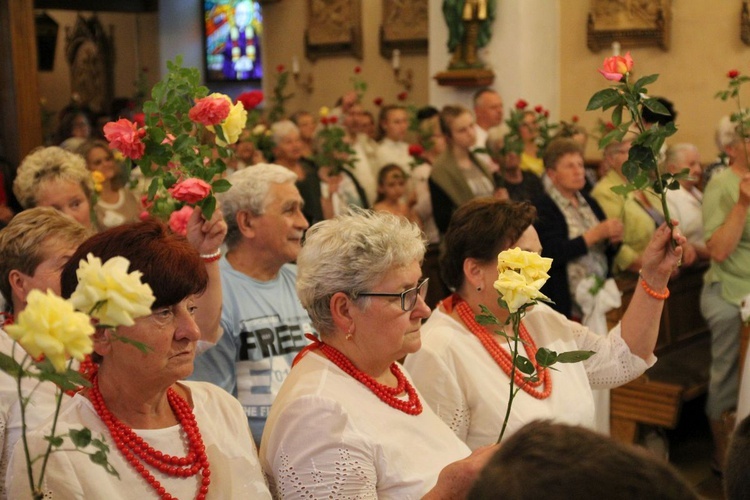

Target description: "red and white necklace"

left=89, top=377, right=211, bottom=500
left=296, top=333, right=422, bottom=415
left=451, top=295, right=552, bottom=400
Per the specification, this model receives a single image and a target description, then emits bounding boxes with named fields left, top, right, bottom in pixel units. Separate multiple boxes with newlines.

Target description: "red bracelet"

left=638, top=271, right=669, bottom=300
left=200, top=249, right=221, bottom=263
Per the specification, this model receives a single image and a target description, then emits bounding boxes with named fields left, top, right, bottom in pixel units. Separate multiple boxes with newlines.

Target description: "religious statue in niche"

left=443, top=0, right=496, bottom=69
left=65, top=15, right=113, bottom=114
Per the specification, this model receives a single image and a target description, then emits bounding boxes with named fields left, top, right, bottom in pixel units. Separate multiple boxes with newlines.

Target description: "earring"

left=346, top=324, right=354, bottom=341
left=346, top=333, right=353, bottom=341
left=476, top=285, right=483, bottom=292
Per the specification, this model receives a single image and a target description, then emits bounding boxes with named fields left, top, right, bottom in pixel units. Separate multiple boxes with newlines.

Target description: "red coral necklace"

left=451, top=295, right=552, bottom=399
left=89, top=376, right=211, bottom=500
left=296, top=333, right=422, bottom=415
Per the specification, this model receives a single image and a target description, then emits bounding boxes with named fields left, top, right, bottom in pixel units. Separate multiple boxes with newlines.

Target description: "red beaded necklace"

left=89, top=377, right=211, bottom=500
left=297, top=333, right=422, bottom=415
left=451, top=295, right=552, bottom=400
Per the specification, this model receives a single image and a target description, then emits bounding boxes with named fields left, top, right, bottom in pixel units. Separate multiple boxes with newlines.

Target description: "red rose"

left=515, top=99, right=528, bottom=109
left=168, top=205, right=194, bottom=236
left=534, top=105, right=543, bottom=113
left=139, top=211, right=151, bottom=222
left=103, top=118, right=146, bottom=160
left=605, top=122, right=616, bottom=131
left=321, top=117, right=329, bottom=125
left=140, top=194, right=153, bottom=210
left=397, top=91, right=408, bottom=101
left=133, top=112, right=146, bottom=127
left=408, top=144, right=425, bottom=157
left=329, top=115, right=338, bottom=124
left=168, top=178, right=212, bottom=204
left=373, top=97, right=384, bottom=107
left=236, top=90, right=264, bottom=110
left=544, top=110, right=549, bottom=118
left=728, top=69, right=740, bottom=79
left=572, top=115, right=580, bottom=123
left=188, top=96, right=231, bottom=126
left=354, top=66, right=362, bottom=74
left=277, top=64, right=285, bottom=73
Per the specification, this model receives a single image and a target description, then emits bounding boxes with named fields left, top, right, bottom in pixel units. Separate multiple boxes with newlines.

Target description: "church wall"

left=560, top=1, right=748, bottom=160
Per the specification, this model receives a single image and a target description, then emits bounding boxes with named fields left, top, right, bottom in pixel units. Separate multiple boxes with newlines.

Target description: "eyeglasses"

left=355, top=278, right=429, bottom=312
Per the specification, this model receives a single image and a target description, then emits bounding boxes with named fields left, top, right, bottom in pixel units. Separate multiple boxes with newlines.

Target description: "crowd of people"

left=0, top=80, right=748, bottom=499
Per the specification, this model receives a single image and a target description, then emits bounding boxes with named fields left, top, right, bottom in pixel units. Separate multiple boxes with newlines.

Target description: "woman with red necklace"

left=260, top=209, right=495, bottom=499
left=7, top=219, right=270, bottom=499
left=404, top=198, right=684, bottom=450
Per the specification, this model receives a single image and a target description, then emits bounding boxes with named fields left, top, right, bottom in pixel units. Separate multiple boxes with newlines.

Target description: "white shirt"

left=665, top=184, right=704, bottom=247
left=410, top=163, right=440, bottom=244
left=403, top=303, right=654, bottom=450
left=376, top=138, right=411, bottom=172
left=261, top=352, right=470, bottom=499
left=7, top=382, right=271, bottom=499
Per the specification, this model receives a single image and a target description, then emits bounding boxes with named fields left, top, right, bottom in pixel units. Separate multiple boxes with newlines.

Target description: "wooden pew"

left=607, top=262, right=711, bottom=444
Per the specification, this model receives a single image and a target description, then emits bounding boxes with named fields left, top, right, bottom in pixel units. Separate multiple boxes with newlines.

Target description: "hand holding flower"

left=640, top=221, right=686, bottom=288
left=185, top=204, right=228, bottom=256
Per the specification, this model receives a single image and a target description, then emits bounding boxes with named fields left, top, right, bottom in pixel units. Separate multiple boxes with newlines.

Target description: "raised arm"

left=185, top=206, right=227, bottom=345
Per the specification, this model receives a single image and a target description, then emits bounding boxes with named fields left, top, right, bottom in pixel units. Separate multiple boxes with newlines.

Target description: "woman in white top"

left=7, top=218, right=269, bottom=499
left=404, top=198, right=684, bottom=450
left=261, top=209, right=494, bottom=499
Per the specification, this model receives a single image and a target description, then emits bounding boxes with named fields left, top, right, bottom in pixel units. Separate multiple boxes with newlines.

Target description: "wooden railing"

left=607, top=262, right=711, bottom=443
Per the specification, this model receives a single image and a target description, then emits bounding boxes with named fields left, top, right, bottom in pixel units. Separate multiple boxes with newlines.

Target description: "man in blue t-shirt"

left=190, top=163, right=312, bottom=445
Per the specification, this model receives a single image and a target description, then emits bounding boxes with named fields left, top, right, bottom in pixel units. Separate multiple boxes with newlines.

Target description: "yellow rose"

left=91, top=171, right=105, bottom=193
left=207, top=95, right=248, bottom=146
left=6, top=289, right=94, bottom=373
left=69, top=253, right=155, bottom=328
left=493, top=248, right=552, bottom=313
left=252, top=124, right=267, bottom=135
left=319, top=106, right=330, bottom=118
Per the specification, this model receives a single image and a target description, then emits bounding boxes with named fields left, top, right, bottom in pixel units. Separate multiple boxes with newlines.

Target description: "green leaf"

left=214, top=125, right=227, bottom=144
left=476, top=314, right=500, bottom=326
left=643, top=98, right=670, bottom=116
left=38, top=371, right=80, bottom=391
left=69, top=427, right=92, bottom=448
left=199, top=194, right=217, bottom=220
left=514, top=355, right=535, bottom=375
left=633, top=73, right=659, bottom=91
left=90, top=451, right=120, bottom=479
left=44, top=435, right=64, bottom=448
left=621, top=159, right=640, bottom=181
left=147, top=178, right=160, bottom=200
left=586, top=88, right=621, bottom=111
left=556, top=350, right=596, bottom=363
left=211, top=178, right=232, bottom=193
left=0, top=352, right=23, bottom=379
left=610, top=183, right=637, bottom=196
left=535, top=348, right=558, bottom=368
left=611, top=104, right=623, bottom=126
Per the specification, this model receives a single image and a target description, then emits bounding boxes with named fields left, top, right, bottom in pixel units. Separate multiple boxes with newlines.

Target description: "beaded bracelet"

left=638, top=271, right=670, bottom=300
left=200, top=249, right=222, bottom=263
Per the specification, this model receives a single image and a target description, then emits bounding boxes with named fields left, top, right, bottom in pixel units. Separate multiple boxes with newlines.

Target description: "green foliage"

left=311, top=121, right=357, bottom=176
left=267, top=69, right=294, bottom=123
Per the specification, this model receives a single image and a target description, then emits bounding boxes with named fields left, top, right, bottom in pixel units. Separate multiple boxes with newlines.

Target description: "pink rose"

left=161, top=133, right=176, bottom=145
left=103, top=119, right=147, bottom=160
left=598, top=52, right=634, bottom=82
left=236, top=90, right=264, bottom=110
left=168, top=206, right=194, bottom=235
left=139, top=211, right=151, bottom=221
left=168, top=178, right=212, bottom=204
left=188, top=96, right=231, bottom=126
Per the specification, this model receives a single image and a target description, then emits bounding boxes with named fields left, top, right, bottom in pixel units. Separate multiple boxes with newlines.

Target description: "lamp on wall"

left=292, top=55, right=314, bottom=93
left=391, top=49, right=412, bottom=92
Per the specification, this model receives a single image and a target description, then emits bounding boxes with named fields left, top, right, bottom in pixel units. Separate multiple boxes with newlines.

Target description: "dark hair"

left=60, top=219, right=208, bottom=309
left=439, top=104, right=471, bottom=139
left=642, top=97, right=676, bottom=126
left=440, top=199, right=536, bottom=290
left=726, top=414, right=750, bottom=500
left=416, top=106, right=440, bottom=122
left=374, top=163, right=407, bottom=203
left=543, top=138, right=583, bottom=171
left=468, top=420, right=700, bottom=500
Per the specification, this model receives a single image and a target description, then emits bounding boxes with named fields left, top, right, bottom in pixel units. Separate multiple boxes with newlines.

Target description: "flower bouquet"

left=586, top=52, right=684, bottom=232
left=103, top=57, right=245, bottom=228
left=1, top=254, right=154, bottom=499
left=476, top=248, right=595, bottom=443
left=311, top=107, right=357, bottom=176
left=716, top=69, right=750, bottom=165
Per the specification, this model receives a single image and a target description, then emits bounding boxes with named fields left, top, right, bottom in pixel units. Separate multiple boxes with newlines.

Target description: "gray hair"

left=664, top=143, right=698, bottom=170
left=218, top=163, right=298, bottom=249
left=296, top=209, right=425, bottom=335
left=13, top=146, right=94, bottom=209
left=270, top=120, right=300, bottom=146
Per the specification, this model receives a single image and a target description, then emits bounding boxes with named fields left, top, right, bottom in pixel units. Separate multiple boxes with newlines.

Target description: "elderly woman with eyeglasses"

left=260, top=209, right=495, bottom=499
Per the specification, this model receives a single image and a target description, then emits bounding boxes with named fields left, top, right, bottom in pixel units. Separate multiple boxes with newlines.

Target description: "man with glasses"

left=190, top=164, right=313, bottom=446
